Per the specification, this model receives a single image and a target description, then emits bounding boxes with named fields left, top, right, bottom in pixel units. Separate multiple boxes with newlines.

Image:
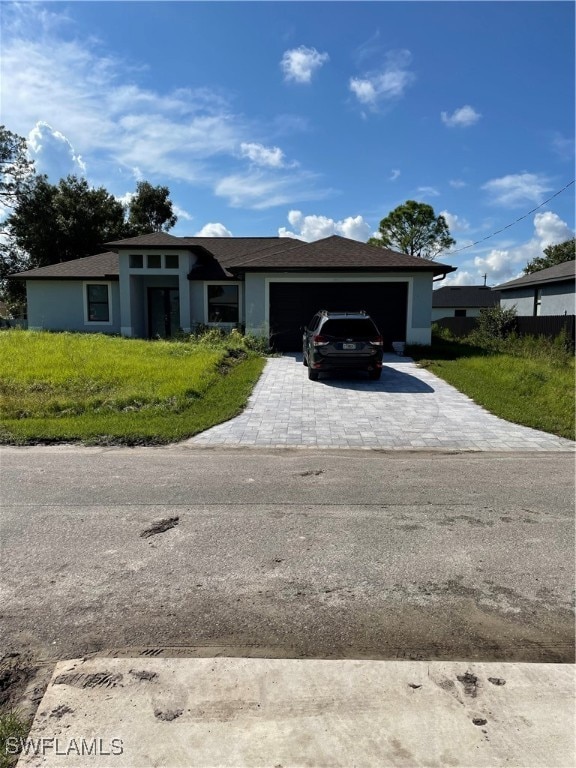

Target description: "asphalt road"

left=1, top=446, right=574, bottom=664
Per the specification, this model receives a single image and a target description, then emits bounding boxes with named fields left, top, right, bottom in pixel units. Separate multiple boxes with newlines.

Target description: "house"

left=13, top=233, right=456, bottom=350
left=431, top=285, right=501, bottom=320
left=493, top=260, right=575, bottom=316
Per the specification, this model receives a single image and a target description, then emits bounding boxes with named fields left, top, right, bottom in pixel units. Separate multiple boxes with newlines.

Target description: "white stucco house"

left=493, top=260, right=575, bottom=317
left=13, top=232, right=456, bottom=350
left=431, top=285, right=501, bottom=320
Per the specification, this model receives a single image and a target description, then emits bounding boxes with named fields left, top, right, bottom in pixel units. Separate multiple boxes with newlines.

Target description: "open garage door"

left=269, top=281, right=408, bottom=352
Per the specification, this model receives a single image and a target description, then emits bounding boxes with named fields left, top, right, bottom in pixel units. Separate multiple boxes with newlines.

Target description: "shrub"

left=473, top=305, right=517, bottom=345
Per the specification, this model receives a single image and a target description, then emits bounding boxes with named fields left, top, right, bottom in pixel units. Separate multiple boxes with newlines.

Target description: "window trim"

left=83, top=281, right=113, bottom=326
left=203, top=282, right=242, bottom=325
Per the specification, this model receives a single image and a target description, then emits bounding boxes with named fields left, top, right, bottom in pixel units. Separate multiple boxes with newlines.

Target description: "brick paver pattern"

left=188, top=354, right=575, bottom=451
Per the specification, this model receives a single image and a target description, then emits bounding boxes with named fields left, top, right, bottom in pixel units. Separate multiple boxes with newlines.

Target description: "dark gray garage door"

left=269, top=281, right=409, bottom=351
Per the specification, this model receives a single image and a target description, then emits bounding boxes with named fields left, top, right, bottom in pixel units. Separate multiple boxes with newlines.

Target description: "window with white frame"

left=207, top=284, right=239, bottom=323
left=85, top=283, right=111, bottom=323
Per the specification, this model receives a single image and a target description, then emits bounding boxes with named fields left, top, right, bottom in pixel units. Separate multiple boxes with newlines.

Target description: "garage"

left=269, top=281, right=409, bottom=351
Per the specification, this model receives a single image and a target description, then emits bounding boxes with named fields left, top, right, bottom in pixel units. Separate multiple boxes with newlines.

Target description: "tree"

left=4, top=175, right=127, bottom=269
left=127, top=181, right=177, bottom=234
left=523, top=238, right=575, bottom=274
left=369, top=200, right=455, bottom=260
left=0, top=125, right=35, bottom=210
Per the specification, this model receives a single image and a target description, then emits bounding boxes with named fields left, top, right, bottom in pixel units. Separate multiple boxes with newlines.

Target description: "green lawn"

left=407, top=337, right=575, bottom=441
left=0, top=331, right=265, bottom=445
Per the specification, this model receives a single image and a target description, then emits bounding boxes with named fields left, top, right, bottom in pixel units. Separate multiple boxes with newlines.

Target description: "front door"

left=148, top=288, right=180, bottom=338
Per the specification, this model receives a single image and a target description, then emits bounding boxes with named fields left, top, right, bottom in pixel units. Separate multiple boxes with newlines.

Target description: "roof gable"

left=494, top=260, right=576, bottom=291
left=432, top=285, right=501, bottom=307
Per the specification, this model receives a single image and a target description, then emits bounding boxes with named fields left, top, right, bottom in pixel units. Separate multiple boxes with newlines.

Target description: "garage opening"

left=269, top=281, right=409, bottom=351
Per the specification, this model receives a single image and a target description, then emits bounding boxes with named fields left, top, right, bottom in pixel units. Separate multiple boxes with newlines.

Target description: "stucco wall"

left=27, top=280, right=120, bottom=334
left=431, top=307, right=483, bottom=320
left=244, top=271, right=435, bottom=345
left=500, top=281, right=575, bottom=316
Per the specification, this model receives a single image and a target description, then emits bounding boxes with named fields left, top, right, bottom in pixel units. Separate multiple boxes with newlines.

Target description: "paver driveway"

left=188, top=354, right=574, bottom=451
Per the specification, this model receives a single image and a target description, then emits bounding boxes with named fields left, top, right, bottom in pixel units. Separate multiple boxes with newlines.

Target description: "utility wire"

left=444, top=179, right=575, bottom=256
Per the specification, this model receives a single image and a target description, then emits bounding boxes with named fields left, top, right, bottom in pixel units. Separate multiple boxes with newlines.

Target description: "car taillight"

left=313, top=335, right=330, bottom=346
left=370, top=336, right=384, bottom=346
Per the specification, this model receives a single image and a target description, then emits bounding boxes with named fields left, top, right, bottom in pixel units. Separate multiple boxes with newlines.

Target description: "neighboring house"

left=431, top=285, right=501, bottom=320
left=13, top=233, right=456, bottom=350
left=493, top=260, right=576, bottom=316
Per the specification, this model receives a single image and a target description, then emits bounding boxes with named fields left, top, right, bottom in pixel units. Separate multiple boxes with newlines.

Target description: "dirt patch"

left=0, top=653, right=37, bottom=709
left=140, top=516, right=179, bottom=538
left=457, top=672, right=479, bottom=697
left=50, top=704, right=74, bottom=719
left=154, top=708, right=182, bottom=721
left=52, top=671, right=123, bottom=689
left=299, top=470, right=324, bottom=477
left=130, top=669, right=158, bottom=682
left=488, top=677, right=506, bottom=686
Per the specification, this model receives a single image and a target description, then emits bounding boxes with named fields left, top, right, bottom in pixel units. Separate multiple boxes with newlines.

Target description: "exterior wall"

left=27, top=280, right=120, bottom=334
left=431, top=307, right=483, bottom=321
left=499, top=281, right=575, bottom=316
left=244, top=271, right=435, bottom=345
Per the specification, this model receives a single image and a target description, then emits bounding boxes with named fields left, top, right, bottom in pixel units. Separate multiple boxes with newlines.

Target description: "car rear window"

left=320, top=319, right=379, bottom=337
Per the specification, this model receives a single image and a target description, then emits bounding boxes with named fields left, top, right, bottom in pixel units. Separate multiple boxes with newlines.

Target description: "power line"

left=444, top=179, right=575, bottom=256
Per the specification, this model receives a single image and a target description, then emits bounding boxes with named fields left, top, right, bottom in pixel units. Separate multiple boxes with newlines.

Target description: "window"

left=129, top=254, right=143, bottom=268
left=147, top=254, right=161, bottom=269
left=454, top=309, right=467, bottom=317
left=207, top=284, right=239, bottom=323
left=165, top=254, right=179, bottom=269
left=86, top=284, right=110, bottom=323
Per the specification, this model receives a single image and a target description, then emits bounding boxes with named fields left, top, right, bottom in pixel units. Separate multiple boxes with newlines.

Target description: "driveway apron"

left=188, top=354, right=574, bottom=451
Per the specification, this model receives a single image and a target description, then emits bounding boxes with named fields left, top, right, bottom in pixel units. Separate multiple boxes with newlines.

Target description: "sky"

left=1, top=0, right=574, bottom=286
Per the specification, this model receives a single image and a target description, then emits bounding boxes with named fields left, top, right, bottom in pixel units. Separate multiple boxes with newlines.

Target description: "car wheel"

left=368, top=369, right=382, bottom=381
left=308, top=367, right=319, bottom=381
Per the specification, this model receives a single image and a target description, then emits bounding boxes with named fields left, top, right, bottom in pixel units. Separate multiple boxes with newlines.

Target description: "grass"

left=0, top=330, right=265, bottom=445
left=0, top=710, right=29, bottom=768
left=406, top=334, right=575, bottom=441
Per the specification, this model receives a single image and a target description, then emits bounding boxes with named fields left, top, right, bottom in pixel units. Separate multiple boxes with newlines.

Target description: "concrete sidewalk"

left=17, top=658, right=575, bottom=767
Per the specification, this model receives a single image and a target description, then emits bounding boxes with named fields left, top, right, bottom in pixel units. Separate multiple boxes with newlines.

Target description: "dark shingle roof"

left=433, top=285, right=501, bottom=308
left=227, top=236, right=455, bottom=275
left=14, top=235, right=457, bottom=279
left=11, top=252, right=119, bottom=280
left=493, top=260, right=576, bottom=291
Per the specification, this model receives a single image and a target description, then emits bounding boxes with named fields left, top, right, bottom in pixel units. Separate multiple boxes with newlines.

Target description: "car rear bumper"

left=309, top=353, right=383, bottom=370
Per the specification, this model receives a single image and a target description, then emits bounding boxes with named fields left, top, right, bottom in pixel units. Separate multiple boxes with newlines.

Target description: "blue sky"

left=1, top=1, right=574, bottom=285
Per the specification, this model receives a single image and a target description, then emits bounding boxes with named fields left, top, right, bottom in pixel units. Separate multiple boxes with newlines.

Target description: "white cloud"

left=214, top=171, right=330, bottom=210
left=389, top=169, right=400, bottom=181
left=279, top=210, right=372, bottom=242
left=349, top=50, right=415, bottom=109
left=281, top=46, right=329, bottom=84
left=416, top=186, right=440, bottom=198
left=0, top=7, right=322, bottom=207
left=440, top=270, right=480, bottom=287
left=240, top=142, right=287, bottom=168
left=449, top=179, right=467, bottom=189
left=173, top=204, right=193, bottom=222
left=482, top=172, right=553, bottom=207
left=195, top=222, right=232, bottom=237
left=441, top=105, right=481, bottom=128
left=440, top=210, right=469, bottom=232
left=469, top=211, right=574, bottom=285
left=27, top=121, right=86, bottom=180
